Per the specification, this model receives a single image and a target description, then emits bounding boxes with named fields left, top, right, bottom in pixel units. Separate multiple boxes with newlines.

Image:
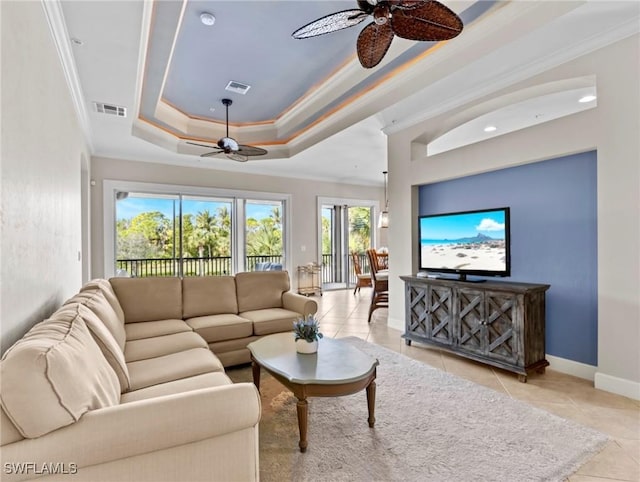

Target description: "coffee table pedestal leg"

left=366, top=380, right=376, bottom=427
left=296, top=398, right=308, bottom=453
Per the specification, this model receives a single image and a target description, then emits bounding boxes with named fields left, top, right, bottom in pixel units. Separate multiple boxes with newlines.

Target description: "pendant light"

left=378, top=170, right=389, bottom=229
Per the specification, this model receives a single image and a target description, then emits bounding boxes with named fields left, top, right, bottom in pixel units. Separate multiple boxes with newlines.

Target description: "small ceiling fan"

left=187, top=98, right=268, bottom=162
left=292, top=0, right=463, bottom=69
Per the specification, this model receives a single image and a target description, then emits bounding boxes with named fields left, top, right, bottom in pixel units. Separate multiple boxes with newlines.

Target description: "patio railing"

left=116, top=253, right=370, bottom=284
left=116, top=255, right=283, bottom=278
left=320, top=252, right=370, bottom=285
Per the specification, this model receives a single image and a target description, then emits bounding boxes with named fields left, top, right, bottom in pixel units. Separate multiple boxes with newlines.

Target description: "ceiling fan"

left=187, top=98, right=268, bottom=162
left=292, top=0, right=463, bottom=69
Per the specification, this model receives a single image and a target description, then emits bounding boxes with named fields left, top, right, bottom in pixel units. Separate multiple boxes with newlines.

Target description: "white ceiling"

left=56, top=1, right=639, bottom=186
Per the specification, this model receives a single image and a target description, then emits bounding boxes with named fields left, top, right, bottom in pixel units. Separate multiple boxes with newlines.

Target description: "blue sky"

left=116, top=196, right=276, bottom=221
left=420, top=210, right=506, bottom=240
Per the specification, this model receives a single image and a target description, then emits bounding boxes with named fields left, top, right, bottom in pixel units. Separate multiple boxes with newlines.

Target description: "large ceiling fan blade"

left=292, top=9, right=369, bottom=39
left=391, top=0, right=463, bottom=41
left=227, top=153, right=249, bottom=163
left=200, top=151, right=224, bottom=158
left=238, top=145, right=268, bottom=157
left=186, top=141, right=218, bottom=149
left=357, top=21, right=395, bottom=68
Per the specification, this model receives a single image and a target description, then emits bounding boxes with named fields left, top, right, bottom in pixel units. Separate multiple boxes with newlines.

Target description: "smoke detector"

left=200, top=12, right=215, bottom=26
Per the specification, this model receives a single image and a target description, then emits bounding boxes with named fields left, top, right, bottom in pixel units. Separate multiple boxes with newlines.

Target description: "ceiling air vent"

left=93, top=102, right=127, bottom=117
left=225, top=81, right=251, bottom=95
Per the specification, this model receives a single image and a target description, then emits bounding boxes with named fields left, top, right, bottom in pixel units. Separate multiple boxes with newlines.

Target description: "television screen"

left=419, top=207, right=510, bottom=278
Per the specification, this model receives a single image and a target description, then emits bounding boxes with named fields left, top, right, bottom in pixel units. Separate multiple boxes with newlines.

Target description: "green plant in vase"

left=293, top=315, right=323, bottom=353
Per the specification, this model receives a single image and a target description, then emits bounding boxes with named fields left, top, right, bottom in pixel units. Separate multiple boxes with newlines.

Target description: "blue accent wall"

left=418, top=151, right=598, bottom=365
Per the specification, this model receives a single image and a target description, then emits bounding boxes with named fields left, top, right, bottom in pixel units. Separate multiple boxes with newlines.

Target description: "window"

left=104, top=181, right=290, bottom=278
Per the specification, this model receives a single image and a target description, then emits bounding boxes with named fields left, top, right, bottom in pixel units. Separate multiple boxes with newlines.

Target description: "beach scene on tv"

left=420, top=210, right=507, bottom=272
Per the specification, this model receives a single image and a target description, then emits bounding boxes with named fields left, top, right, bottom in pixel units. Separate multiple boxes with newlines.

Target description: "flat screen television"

left=419, top=207, right=510, bottom=281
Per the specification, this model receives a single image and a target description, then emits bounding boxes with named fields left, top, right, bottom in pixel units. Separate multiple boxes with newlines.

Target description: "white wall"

left=90, top=156, right=384, bottom=285
left=1, top=2, right=89, bottom=353
left=386, top=35, right=640, bottom=399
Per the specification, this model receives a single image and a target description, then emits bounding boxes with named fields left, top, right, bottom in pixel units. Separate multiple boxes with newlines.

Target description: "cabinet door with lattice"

left=426, top=285, right=454, bottom=346
left=405, top=283, right=428, bottom=339
left=484, top=291, right=520, bottom=365
left=457, top=288, right=485, bottom=355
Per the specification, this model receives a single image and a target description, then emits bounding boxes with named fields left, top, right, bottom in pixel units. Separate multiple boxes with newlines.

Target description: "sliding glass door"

left=245, top=200, right=284, bottom=271
left=181, top=196, right=233, bottom=276
left=115, top=193, right=179, bottom=277
left=110, top=184, right=288, bottom=277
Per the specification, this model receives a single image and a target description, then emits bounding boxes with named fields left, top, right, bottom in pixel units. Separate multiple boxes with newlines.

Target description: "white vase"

left=295, top=339, right=318, bottom=354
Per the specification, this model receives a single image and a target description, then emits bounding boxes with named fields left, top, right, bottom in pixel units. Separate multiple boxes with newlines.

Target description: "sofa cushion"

left=0, top=310, right=120, bottom=438
left=182, top=276, right=239, bottom=318
left=240, top=308, right=302, bottom=336
left=185, top=314, right=253, bottom=343
left=124, top=319, right=192, bottom=341
left=80, top=279, right=126, bottom=327
left=126, top=348, right=224, bottom=391
left=110, top=277, right=182, bottom=323
left=124, top=332, right=208, bottom=363
left=65, top=289, right=126, bottom=351
left=70, top=304, right=131, bottom=392
left=1, top=407, right=23, bottom=445
left=120, top=372, right=232, bottom=404
left=235, top=271, right=290, bottom=312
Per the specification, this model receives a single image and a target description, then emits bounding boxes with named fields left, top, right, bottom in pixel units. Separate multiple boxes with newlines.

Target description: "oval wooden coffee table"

left=248, top=333, right=379, bottom=452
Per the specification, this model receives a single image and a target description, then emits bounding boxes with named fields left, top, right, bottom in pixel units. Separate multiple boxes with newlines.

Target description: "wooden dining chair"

left=366, top=248, right=381, bottom=272
left=351, top=252, right=371, bottom=295
left=366, top=249, right=388, bottom=323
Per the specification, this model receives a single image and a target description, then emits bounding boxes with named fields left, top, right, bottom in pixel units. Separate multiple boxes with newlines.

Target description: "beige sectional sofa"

left=0, top=271, right=317, bottom=481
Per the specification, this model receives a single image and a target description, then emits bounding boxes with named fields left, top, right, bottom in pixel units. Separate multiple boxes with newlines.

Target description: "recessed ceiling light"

left=200, top=12, right=215, bottom=26
left=579, top=95, right=597, bottom=103
left=484, top=125, right=497, bottom=132
left=209, top=107, right=216, bottom=113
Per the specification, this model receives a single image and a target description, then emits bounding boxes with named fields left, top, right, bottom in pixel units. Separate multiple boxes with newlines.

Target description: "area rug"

left=228, top=337, right=609, bottom=482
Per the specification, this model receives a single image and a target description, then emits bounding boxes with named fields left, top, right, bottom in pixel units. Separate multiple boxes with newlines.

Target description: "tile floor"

left=312, top=288, right=640, bottom=482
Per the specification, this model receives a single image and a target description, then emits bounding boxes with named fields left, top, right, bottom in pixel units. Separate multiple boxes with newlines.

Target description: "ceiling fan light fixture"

left=200, top=12, right=216, bottom=26
left=218, top=137, right=239, bottom=152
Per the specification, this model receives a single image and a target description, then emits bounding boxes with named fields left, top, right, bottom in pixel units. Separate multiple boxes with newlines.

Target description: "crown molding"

left=41, top=0, right=93, bottom=152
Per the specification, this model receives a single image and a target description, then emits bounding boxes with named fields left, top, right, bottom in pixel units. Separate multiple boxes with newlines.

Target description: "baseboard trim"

left=545, top=355, right=597, bottom=381
left=387, top=316, right=404, bottom=332
left=594, top=372, right=640, bottom=401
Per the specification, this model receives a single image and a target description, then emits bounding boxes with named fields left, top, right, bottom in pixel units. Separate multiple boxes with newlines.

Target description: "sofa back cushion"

left=80, top=279, right=126, bottom=325
left=0, top=308, right=120, bottom=438
left=110, top=277, right=182, bottom=323
left=182, top=276, right=238, bottom=318
left=65, top=289, right=126, bottom=352
left=69, top=303, right=130, bottom=393
left=235, top=271, right=290, bottom=312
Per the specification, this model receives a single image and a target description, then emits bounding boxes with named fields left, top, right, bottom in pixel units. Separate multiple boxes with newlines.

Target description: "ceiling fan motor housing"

left=374, top=4, right=390, bottom=24
left=218, top=137, right=239, bottom=153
